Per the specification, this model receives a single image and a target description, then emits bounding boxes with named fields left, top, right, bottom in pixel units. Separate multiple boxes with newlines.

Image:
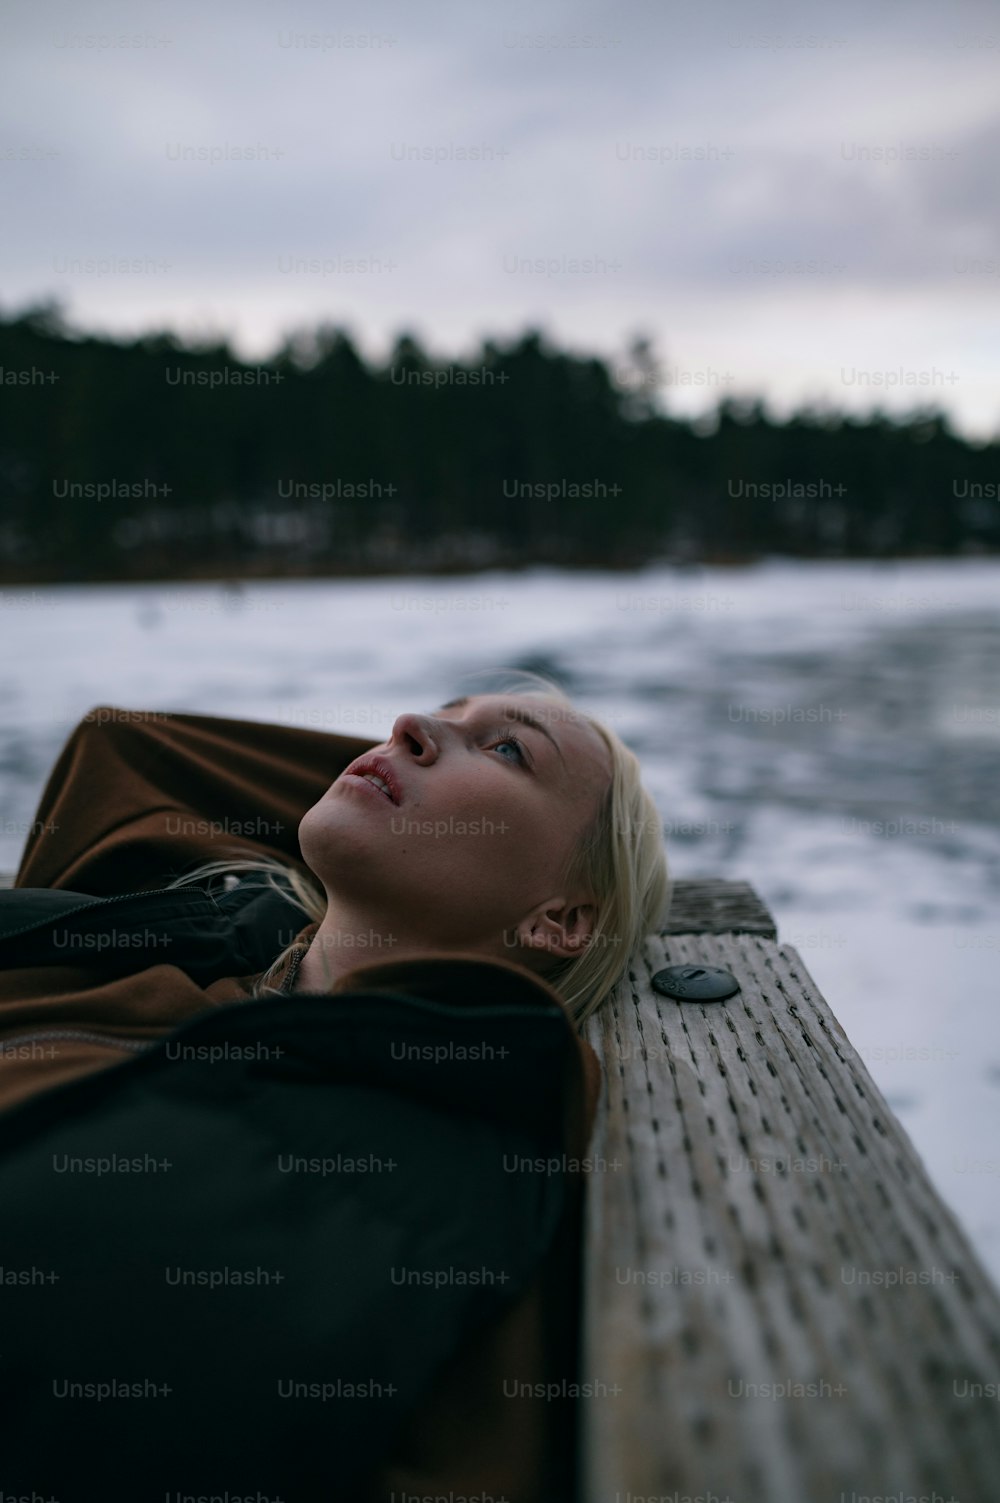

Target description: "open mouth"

left=353, top=772, right=394, bottom=802
left=341, top=757, right=402, bottom=805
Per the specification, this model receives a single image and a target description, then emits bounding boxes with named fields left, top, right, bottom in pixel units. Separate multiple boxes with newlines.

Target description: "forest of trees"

left=1, top=302, right=997, bottom=582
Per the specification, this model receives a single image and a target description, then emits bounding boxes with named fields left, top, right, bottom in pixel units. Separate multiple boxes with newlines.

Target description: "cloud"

left=1, top=0, right=997, bottom=433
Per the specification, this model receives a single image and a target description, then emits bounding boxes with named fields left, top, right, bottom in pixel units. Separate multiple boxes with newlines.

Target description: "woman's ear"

left=514, top=896, right=598, bottom=962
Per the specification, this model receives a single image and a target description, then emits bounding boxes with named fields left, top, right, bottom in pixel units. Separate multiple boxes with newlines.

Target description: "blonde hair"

left=167, top=670, right=671, bottom=1029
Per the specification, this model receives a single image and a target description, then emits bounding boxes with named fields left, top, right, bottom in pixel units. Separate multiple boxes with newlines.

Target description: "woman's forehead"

left=438, top=694, right=612, bottom=786
left=438, top=692, right=584, bottom=726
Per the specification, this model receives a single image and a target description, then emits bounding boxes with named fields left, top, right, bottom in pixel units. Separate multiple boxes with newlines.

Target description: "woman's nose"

left=387, top=712, right=440, bottom=762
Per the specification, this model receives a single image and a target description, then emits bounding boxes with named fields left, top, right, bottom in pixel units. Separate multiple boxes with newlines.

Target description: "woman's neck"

left=290, top=906, right=417, bottom=993
left=288, top=900, right=515, bottom=993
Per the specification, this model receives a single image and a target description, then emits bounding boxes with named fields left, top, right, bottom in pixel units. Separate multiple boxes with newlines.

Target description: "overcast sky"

left=3, top=0, right=999, bottom=435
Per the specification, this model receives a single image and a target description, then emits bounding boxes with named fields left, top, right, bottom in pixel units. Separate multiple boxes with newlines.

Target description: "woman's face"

left=298, top=693, right=613, bottom=959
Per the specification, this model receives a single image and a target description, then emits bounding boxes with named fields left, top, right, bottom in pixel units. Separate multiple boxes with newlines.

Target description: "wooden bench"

left=5, top=867, right=1000, bottom=1495
left=583, top=878, right=1000, bottom=1501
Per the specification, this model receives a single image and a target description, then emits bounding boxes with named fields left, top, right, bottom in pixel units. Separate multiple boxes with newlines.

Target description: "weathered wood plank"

left=582, top=926, right=1000, bottom=1501
left=661, top=876, right=777, bottom=937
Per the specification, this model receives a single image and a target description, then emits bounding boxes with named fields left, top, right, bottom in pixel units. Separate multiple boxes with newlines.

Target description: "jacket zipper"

left=0, top=885, right=213, bottom=944
left=0, top=1028, right=156, bottom=1055
left=0, top=884, right=270, bottom=1065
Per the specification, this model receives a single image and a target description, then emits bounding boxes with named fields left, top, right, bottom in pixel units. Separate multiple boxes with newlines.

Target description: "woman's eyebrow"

left=436, top=696, right=566, bottom=767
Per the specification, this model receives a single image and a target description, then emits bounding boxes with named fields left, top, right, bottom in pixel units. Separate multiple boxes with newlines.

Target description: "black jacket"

left=0, top=877, right=582, bottom=1501
left=0, top=872, right=309, bottom=982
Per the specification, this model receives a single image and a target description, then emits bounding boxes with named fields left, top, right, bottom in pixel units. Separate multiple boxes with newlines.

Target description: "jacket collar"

left=0, top=877, right=310, bottom=985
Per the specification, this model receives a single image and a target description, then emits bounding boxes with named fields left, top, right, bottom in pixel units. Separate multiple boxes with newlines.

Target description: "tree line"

left=0, top=302, right=997, bottom=581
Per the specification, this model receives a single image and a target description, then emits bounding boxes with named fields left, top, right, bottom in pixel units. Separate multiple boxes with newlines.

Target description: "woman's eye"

left=490, top=730, right=526, bottom=764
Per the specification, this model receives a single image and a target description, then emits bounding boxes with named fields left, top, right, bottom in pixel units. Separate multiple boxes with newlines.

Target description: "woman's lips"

left=341, top=773, right=397, bottom=806
left=340, top=756, right=403, bottom=805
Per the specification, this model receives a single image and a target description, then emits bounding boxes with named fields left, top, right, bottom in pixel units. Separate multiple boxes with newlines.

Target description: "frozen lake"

left=2, top=557, right=999, bottom=1283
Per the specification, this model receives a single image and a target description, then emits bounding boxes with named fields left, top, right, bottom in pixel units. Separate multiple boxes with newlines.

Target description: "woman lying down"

left=0, top=668, right=670, bottom=1503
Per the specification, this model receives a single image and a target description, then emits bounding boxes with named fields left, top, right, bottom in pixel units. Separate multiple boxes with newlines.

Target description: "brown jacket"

left=5, top=705, right=602, bottom=1501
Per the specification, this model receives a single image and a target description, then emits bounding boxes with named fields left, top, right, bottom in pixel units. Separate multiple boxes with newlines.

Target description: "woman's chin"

left=298, top=806, right=389, bottom=875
